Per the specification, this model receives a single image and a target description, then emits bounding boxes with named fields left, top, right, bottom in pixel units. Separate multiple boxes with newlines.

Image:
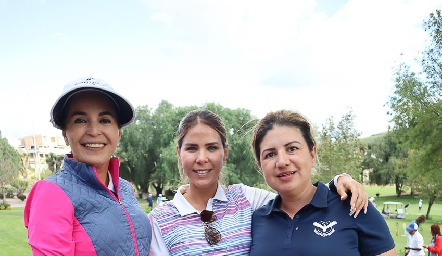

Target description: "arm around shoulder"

left=241, top=184, right=276, bottom=210
left=331, top=173, right=369, bottom=216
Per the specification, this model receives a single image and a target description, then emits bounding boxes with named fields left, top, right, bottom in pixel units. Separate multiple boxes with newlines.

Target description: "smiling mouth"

left=277, top=171, right=296, bottom=177
left=194, top=170, right=211, bottom=175
left=84, top=143, right=105, bottom=148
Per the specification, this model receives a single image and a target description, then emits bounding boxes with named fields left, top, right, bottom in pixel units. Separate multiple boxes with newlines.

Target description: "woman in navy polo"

left=250, top=110, right=396, bottom=256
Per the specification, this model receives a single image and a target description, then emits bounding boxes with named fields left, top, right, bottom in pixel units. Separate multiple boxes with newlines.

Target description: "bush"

left=0, top=193, right=3, bottom=199
left=6, top=190, right=14, bottom=198
left=17, top=194, right=26, bottom=201
left=11, top=180, right=29, bottom=195
left=0, top=202, right=11, bottom=210
left=376, top=193, right=380, bottom=197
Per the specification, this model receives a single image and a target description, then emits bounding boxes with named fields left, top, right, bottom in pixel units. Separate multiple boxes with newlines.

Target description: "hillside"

left=360, top=132, right=387, bottom=145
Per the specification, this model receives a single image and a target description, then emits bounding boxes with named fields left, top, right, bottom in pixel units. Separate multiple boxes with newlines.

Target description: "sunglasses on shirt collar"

left=200, top=210, right=222, bottom=246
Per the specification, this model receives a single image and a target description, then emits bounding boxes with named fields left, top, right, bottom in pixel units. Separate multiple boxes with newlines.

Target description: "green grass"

left=365, top=185, right=442, bottom=220
left=138, top=198, right=153, bottom=214
left=365, top=184, right=401, bottom=198
left=3, top=188, right=442, bottom=256
left=383, top=217, right=442, bottom=255
left=0, top=208, right=31, bottom=255
left=366, top=185, right=442, bottom=255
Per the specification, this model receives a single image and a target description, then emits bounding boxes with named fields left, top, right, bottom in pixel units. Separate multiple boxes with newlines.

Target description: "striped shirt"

left=148, top=183, right=275, bottom=256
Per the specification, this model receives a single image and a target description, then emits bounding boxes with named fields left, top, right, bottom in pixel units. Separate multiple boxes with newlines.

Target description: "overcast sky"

left=1, top=0, right=441, bottom=147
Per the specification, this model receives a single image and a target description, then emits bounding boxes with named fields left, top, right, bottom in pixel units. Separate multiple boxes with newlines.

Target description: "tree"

left=362, top=132, right=408, bottom=195
left=117, top=101, right=189, bottom=196
left=20, top=153, right=30, bottom=179
left=10, top=180, right=28, bottom=196
left=117, top=102, right=264, bottom=196
left=117, top=104, right=156, bottom=195
left=0, top=132, right=22, bottom=204
left=150, top=102, right=262, bottom=190
left=387, top=10, right=442, bottom=218
left=406, top=149, right=442, bottom=218
left=316, top=109, right=362, bottom=182
left=201, top=103, right=262, bottom=187
left=45, top=153, right=64, bottom=173
left=149, top=103, right=193, bottom=195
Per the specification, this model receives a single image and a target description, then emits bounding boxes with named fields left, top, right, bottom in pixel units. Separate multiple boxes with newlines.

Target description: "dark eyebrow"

left=71, top=111, right=115, bottom=117
left=99, top=111, right=115, bottom=117
left=205, top=142, right=221, bottom=147
left=261, top=140, right=301, bottom=154
left=285, top=141, right=301, bottom=147
left=183, top=142, right=221, bottom=147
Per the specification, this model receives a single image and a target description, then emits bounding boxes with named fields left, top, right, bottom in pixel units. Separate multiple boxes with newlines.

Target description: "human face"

left=62, top=91, right=122, bottom=172
left=177, top=123, right=228, bottom=191
left=259, top=125, right=316, bottom=195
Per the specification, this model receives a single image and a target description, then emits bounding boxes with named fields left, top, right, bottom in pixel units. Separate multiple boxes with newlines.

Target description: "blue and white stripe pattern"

left=149, top=184, right=254, bottom=255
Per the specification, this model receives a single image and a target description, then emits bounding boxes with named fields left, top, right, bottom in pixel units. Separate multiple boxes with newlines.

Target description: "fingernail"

left=341, top=195, right=345, bottom=199
left=364, top=208, right=367, bottom=214
left=353, top=212, right=358, bottom=218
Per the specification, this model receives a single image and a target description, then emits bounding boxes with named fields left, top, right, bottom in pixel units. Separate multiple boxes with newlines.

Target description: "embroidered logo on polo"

left=312, top=220, right=337, bottom=237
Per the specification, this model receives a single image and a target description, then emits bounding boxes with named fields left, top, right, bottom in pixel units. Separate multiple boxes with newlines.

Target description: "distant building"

left=17, top=134, right=69, bottom=172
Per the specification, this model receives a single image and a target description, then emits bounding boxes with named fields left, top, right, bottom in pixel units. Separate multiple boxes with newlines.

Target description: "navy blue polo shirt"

left=250, top=182, right=395, bottom=256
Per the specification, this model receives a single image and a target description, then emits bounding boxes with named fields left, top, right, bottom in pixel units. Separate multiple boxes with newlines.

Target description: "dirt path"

left=3, top=197, right=26, bottom=208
